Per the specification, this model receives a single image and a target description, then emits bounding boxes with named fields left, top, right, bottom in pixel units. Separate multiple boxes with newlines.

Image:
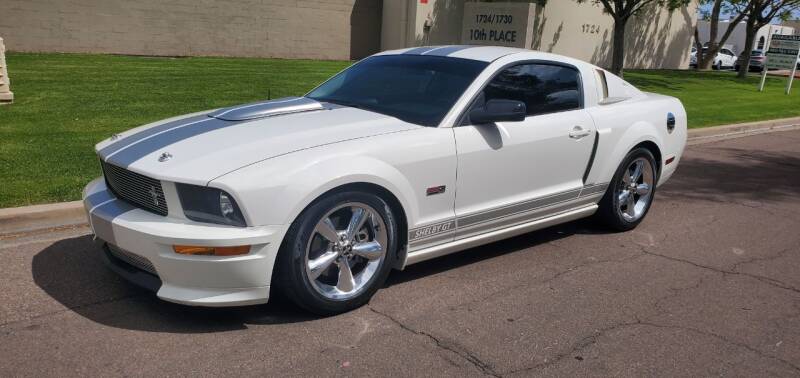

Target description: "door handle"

left=569, top=126, right=591, bottom=139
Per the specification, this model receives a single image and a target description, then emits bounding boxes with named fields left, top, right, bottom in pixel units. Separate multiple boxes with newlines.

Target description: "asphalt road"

left=2, top=130, right=800, bottom=377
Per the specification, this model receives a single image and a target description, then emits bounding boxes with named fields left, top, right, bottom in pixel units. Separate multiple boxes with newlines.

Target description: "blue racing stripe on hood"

left=98, top=114, right=210, bottom=158
left=104, top=117, right=243, bottom=168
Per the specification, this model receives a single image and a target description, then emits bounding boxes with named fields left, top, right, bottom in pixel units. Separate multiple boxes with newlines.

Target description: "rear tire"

left=274, top=190, right=398, bottom=315
left=595, top=148, right=658, bottom=232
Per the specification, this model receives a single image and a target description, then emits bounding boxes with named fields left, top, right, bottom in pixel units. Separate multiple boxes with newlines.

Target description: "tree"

left=576, top=0, right=691, bottom=76
left=695, top=0, right=752, bottom=70
left=736, top=0, right=800, bottom=78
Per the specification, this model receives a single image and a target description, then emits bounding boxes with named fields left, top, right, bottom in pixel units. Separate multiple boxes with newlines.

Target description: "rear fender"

left=585, top=121, right=664, bottom=186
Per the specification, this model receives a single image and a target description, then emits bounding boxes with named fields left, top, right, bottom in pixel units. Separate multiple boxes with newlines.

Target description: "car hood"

left=96, top=98, right=419, bottom=185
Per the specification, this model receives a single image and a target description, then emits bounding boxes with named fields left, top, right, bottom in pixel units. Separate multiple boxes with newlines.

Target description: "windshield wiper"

left=312, top=97, right=415, bottom=125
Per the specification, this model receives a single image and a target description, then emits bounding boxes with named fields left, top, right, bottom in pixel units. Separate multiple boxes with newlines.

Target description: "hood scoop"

left=209, top=97, right=325, bottom=121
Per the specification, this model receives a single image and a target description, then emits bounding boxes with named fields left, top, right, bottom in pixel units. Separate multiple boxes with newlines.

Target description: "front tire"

left=595, top=148, right=658, bottom=231
left=275, top=190, right=398, bottom=315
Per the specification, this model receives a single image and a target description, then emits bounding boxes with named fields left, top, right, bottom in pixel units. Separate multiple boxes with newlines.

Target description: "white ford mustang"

left=83, top=46, right=686, bottom=314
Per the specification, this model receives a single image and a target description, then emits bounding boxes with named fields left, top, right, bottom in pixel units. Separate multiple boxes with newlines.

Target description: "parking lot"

left=1, top=130, right=799, bottom=377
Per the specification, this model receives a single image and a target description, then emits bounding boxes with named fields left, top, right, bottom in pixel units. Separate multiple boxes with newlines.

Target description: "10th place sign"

left=460, top=2, right=536, bottom=48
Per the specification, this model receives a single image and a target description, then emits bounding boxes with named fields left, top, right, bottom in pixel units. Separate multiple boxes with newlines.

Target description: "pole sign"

left=760, top=34, right=800, bottom=94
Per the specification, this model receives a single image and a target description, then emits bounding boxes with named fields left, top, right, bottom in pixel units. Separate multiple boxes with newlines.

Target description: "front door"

left=453, top=62, right=597, bottom=239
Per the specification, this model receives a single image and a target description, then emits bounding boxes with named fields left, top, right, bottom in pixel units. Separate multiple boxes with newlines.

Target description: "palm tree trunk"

left=694, top=27, right=707, bottom=70
left=701, top=0, right=723, bottom=70
left=738, top=17, right=758, bottom=79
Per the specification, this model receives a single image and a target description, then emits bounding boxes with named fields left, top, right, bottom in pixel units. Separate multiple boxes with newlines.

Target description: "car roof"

left=374, top=45, right=536, bottom=62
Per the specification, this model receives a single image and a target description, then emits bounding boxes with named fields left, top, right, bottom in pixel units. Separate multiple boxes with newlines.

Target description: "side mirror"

left=469, top=99, right=526, bottom=124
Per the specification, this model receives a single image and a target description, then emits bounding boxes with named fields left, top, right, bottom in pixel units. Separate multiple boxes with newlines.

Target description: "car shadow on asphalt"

left=660, top=147, right=800, bottom=202
left=31, top=235, right=321, bottom=333
left=30, top=219, right=603, bottom=333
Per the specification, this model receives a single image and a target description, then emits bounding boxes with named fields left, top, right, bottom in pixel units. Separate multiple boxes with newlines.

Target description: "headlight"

left=175, top=183, right=247, bottom=227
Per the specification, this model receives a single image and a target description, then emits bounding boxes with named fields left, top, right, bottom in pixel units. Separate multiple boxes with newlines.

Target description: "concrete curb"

left=687, top=116, right=800, bottom=145
left=2, top=117, right=800, bottom=237
left=0, top=201, right=86, bottom=237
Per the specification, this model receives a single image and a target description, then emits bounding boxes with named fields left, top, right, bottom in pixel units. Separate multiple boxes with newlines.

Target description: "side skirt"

left=402, top=204, right=598, bottom=267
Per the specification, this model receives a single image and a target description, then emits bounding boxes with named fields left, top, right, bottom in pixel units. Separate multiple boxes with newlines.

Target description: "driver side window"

left=482, top=63, right=582, bottom=117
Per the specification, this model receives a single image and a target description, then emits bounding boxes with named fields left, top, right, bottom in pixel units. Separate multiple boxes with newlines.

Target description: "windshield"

left=307, top=55, right=489, bottom=127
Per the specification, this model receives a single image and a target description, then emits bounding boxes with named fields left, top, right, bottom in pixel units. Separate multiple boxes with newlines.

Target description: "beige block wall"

left=414, top=0, right=467, bottom=46
left=380, top=0, right=415, bottom=50
left=0, top=37, right=13, bottom=103
left=386, top=0, right=697, bottom=70
left=536, top=0, right=698, bottom=69
left=0, top=0, right=382, bottom=60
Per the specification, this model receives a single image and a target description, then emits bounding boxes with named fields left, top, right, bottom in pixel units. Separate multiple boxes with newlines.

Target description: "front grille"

left=100, top=160, right=168, bottom=216
left=107, top=244, right=158, bottom=276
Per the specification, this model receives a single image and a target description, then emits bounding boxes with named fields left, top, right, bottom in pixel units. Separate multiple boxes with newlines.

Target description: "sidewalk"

left=768, top=69, right=800, bottom=79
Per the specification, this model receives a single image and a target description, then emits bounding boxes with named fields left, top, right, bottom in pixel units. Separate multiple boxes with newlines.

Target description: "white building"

left=784, top=20, right=800, bottom=35
left=697, top=20, right=796, bottom=54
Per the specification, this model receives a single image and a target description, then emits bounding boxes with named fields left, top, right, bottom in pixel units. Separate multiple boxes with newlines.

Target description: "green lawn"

left=625, top=69, right=800, bottom=128
left=0, top=53, right=349, bottom=208
left=0, top=53, right=798, bottom=208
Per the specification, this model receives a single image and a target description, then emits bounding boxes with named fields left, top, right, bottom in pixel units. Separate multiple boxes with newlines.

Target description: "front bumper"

left=83, top=178, right=285, bottom=307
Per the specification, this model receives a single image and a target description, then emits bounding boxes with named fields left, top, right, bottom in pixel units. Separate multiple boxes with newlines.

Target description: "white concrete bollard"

left=0, top=37, right=14, bottom=104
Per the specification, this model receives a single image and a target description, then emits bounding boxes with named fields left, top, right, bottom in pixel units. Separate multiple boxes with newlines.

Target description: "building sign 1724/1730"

left=461, top=3, right=536, bottom=48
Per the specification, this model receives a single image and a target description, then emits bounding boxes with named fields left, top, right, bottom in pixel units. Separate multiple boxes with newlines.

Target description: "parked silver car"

left=735, top=50, right=766, bottom=72
left=736, top=50, right=800, bottom=72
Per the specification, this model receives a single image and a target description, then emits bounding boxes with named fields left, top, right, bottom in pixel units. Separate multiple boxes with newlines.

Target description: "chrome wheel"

left=304, top=202, right=387, bottom=300
left=616, top=157, right=654, bottom=222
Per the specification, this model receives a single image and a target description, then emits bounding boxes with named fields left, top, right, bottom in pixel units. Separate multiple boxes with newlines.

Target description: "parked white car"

left=690, top=47, right=738, bottom=70
left=84, top=46, right=687, bottom=314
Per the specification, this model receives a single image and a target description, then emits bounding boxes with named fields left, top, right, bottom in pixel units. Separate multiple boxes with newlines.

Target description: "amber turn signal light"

left=173, top=245, right=250, bottom=256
